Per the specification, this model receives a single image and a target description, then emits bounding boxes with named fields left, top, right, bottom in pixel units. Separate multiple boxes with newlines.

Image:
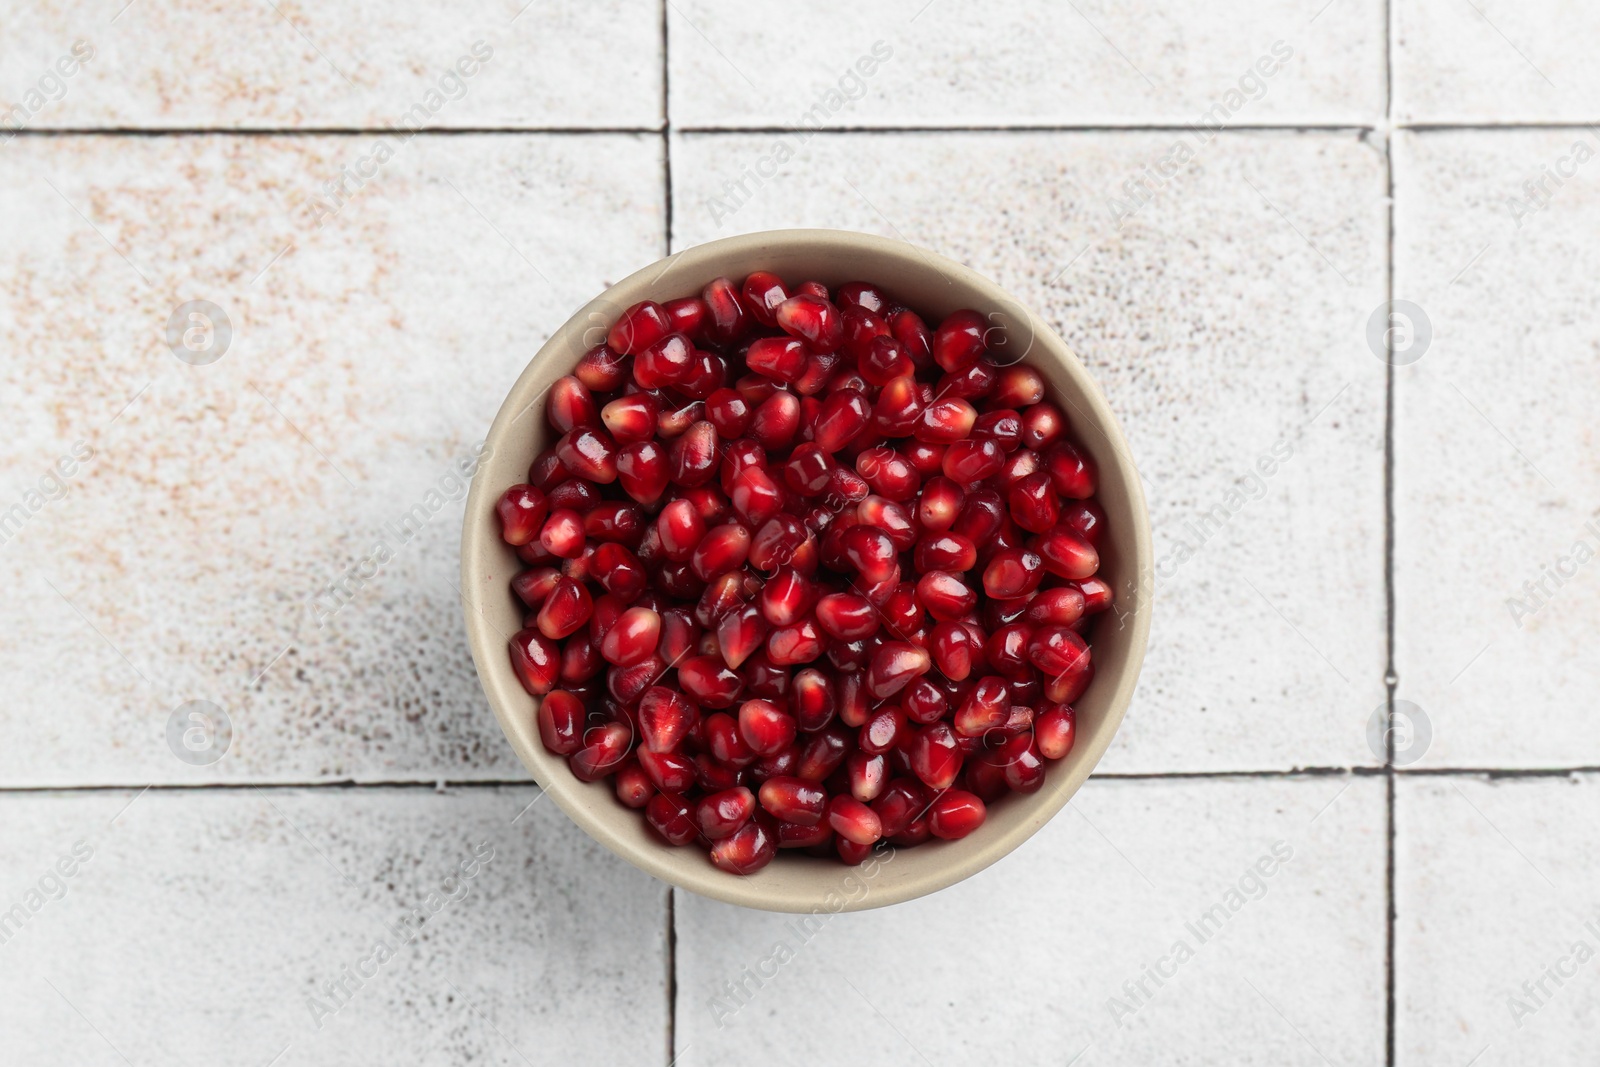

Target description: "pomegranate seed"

left=904, top=678, right=948, bottom=725
left=855, top=446, right=920, bottom=501
left=953, top=676, right=1010, bottom=736
left=916, top=570, right=978, bottom=621
left=1021, top=401, right=1067, bottom=450
left=1037, top=526, right=1100, bottom=580
left=584, top=502, right=644, bottom=545
left=813, top=592, right=879, bottom=640
left=669, top=421, right=720, bottom=488
left=638, top=747, right=697, bottom=792
left=746, top=336, right=810, bottom=383
left=677, top=655, right=745, bottom=708
left=942, top=437, right=1004, bottom=483
left=846, top=751, right=888, bottom=802
left=536, top=576, right=594, bottom=640
left=928, top=620, right=980, bottom=681
left=796, top=726, right=852, bottom=781
left=859, top=705, right=907, bottom=756
left=983, top=548, right=1045, bottom=598
left=645, top=792, right=699, bottom=845
left=973, top=409, right=1023, bottom=452
left=929, top=790, right=987, bottom=839
left=993, top=365, right=1045, bottom=408
left=555, top=427, right=619, bottom=484
left=614, top=761, right=655, bottom=808
left=690, top=523, right=751, bottom=582
left=767, top=618, right=824, bottom=666
left=760, top=567, right=816, bottom=627
left=953, top=487, right=1005, bottom=543
left=709, top=819, right=777, bottom=875
left=696, top=786, right=755, bottom=840
left=775, top=294, right=844, bottom=353
left=575, top=344, right=629, bottom=391
left=842, top=526, right=898, bottom=583
left=827, top=795, right=883, bottom=845
left=1036, top=705, right=1077, bottom=759
left=914, top=532, right=977, bottom=573
left=1044, top=440, right=1097, bottom=499
left=702, top=276, right=748, bottom=342
left=860, top=336, right=913, bottom=386
left=570, top=721, right=631, bottom=782
left=737, top=699, right=796, bottom=757
left=866, top=640, right=932, bottom=699
left=496, top=485, right=549, bottom=546
left=729, top=465, right=783, bottom=528
left=638, top=685, right=696, bottom=752
left=509, top=629, right=560, bottom=694
left=1008, top=471, right=1059, bottom=534
left=599, top=607, right=661, bottom=667
left=836, top=281, right=889, bottom=313
left=1025, top=586, right=1086, bottom=627
left=547, top=376, right=599, bottom=435
left=778, top=820, right=833, bottom=848
left=715, top=603, right=768, bottom=670
left=1075, top=576, right=1115, bottom=614
left=872, top=779, right=927, bottom=838
left=657, top=396, right=704, bottom=437
left=933, top=309, right=987, bottom=373
left=907, top=722, right=963, bottom=789
left=1059, top=499, right=1107, bottom=545
left=813, top=388, right=872, bottom=452
left=741, top=271, right=789, bottom=327
left=602, top=393, right=660, bottom=444
left=916, top=477, right=964, bottom=532
left=536, top=690, right=586, bottom=754
left=873, top=375, right=925, bottom=437
left=750, top=391, right=801, bottom=451
left=616, top=439, right=670, bottom=506
left=759, top=775, right=827, bottom=825
left=665, top=295, right=708, bottom=337
left=608, top=300, right=672, bottom=355
left=916, top=397, right=978, bottom=443
left=1029, top=626, right=1090, bottom=677
left=789, top=668, right=835, bottom=731
left=706, top=388, right=752, bottom=438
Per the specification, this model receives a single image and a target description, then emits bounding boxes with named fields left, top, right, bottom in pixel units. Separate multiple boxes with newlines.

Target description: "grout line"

left=1382, top=1, right=1399, bottom=1062
left=660, top=8, right=678, bottom=1066
left=8, top=766, right=1600, bottom=795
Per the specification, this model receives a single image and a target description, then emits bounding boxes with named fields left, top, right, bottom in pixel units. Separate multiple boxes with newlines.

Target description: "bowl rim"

left=461, top=227, right=1152, bottom=912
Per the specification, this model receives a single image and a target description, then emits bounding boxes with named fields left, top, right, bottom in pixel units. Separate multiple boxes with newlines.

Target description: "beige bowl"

left=461, top=229, right=1151, bottom=913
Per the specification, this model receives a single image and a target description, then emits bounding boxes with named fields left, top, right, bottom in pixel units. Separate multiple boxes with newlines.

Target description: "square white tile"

left=673, top=129, right=1388, bottom=772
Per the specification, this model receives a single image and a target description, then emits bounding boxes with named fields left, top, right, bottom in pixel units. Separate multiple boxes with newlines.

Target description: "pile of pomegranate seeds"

left=497, top=273, right=1111, bottom=875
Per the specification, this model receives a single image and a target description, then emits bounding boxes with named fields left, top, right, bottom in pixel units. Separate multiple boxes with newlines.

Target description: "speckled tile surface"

left=673, top=129, right=1389, bottom=773
left=1396, top=775, right=1600, bottom=1066
left=668, top=0, right=1385, bottom=127
left=1393, top=129, right=1600, bottom=768
left=0, top=786, right=668, bottom=1065
left=675, top=776, right=1386, bottom=1067
left=0, top=1, right=663, bottom=129
left=0, top=132, right=663, bottom=786
left=1394, top=0, right=1599, bottom=123
left=5, top=1, right=1598, bottom=1063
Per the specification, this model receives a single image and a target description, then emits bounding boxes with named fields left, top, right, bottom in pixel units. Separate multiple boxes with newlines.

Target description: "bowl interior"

left=462, top=229, right=1151, bottom=912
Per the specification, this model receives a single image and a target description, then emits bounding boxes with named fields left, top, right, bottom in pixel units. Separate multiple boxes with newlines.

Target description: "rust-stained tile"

left=0, top=132, right=664, bottom=785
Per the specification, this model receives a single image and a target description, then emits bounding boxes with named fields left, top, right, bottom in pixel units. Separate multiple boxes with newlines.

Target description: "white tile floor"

left=1, top=1, right=1596, bottom=1064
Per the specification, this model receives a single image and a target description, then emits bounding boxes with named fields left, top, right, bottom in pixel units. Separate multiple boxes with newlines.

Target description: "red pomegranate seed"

left=701, top=276, right=748, bottom=342
left=536, top=576, right=594, bottom=640
left=709, top=818, right=777, bottom=874
left=846, top=751, right=888, bottom=802
left=665, top=295, right=708, bottom=337
left=555, top=427, right=619, bottom=484
left=865, top=641, right=931, bottom=699
left=1037, top=526, right=1100, bottom=580
left=669, top=421, right=720, bottom=488
left=614, top=761, right=654, bottom=808
left=601, top=393, right=660, bottom=444
left=677, top=655, right=744, bottom=708
left=776, top=294, right=844, bottom=353
left=729, top=465, right=783, bottom=528
left=716, top=603, right=768, bottom=670
left=704, top=712, right=756, bottom=767
left=1029, top=625, right=1090, bottom=677
left=592, top=543, right=648, bottom=601
left=953, top=487, right=1005, bottom=542
left=749, top=391, right=801, bottom=450
left=1025, top=586, right=1086, bottom=627
left=855, top=446, right=920, bottom=501
left=608, top=300, right=672, bottom=355
left=657, top=499, right=706, bottom=561
left=760, top=567, right=816, bottom=627
left=983, top=548, right=1045, bottom=598
left=907, top=722, right=963, bottom=789
left=570, top=721, right=631, bottom=782
left=1021, top=401, right=1066, bottom=450
left=836, top=281, right=889, bottom=313
left=746, top=336, right=810, bottom=383
left=657, top=396, right=704, bottom=437
left=974, top=409, right=1022, bottom=452
left=993, top=365, right=1045, bottom=408
left=928, top=790, right=987, bottom=839
left=778, top=821, right=832, bottom=848
left=916, top=397, right=978, bottom=443
left=842, top=526, right=898, bottom=583
left=1036, top=705, right=1077, bottom=759
left=547, top=376, right=599, bottom=435
left=1008, top=471, right=1059, bottom=534
left=1075, top=576, right=1114, bottom=614
left=646, top=792, right=699, bottom=846
left=953, top=676, right=1009, bottom=736
left=916, top=570, right=977, bottom=621
left=813, top=592, right=879, bottom=640
left=509, top=629, right=560, bottom=694
left=536, top=689, right=585, bottom=754
left=813, top=388, right=871, bottom=452
left=767, top=618, right=824, bottom=666
left=859, top=705, right=906, bottom=756
left=696, top=786, right=755, bottom=839
left=1059, top=499, right=1107, bottom=545
left=1044, top=440, right=1097, bottom=499
left=914, top=532, right=977, bottom=573
left=690, top=523, right=751, bottom=582
left=916, top=477, right=964, bottom=532
left=575, top=344, right=629, bottom=391
left=599, top=607, right=661, bottom=667
left=933, top=309, right=987, bottom=372
left=928, top=620, right=979, bottom=680
left=872, top=375, right=925, bottom=437
left=584, top=502, right=644, bottom=545
left=742, top=272, right=789, bottom=327
left=737, top=699, right=796, bottom=757
left=872, top=779, right=927, bottom=838
left=706, top=388, right=752, bottom=438
left=496, top=485, right=549, bottom=546
left=827, top=795, right=883, bottom=845
left=942, top=437, right=1004, bottom=483
left=789, top=668, right=835, bottom=731
left=638, top=746, right=697, bottom=792
left=617, top=439, right=670, bottom=506
left=860, top=336, right=913, bottom=386
left=796, top=726, right=852, bottom=781
left=758, top=775, right=827, bottom=824
left=638, top=685, right=696, bottom=752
